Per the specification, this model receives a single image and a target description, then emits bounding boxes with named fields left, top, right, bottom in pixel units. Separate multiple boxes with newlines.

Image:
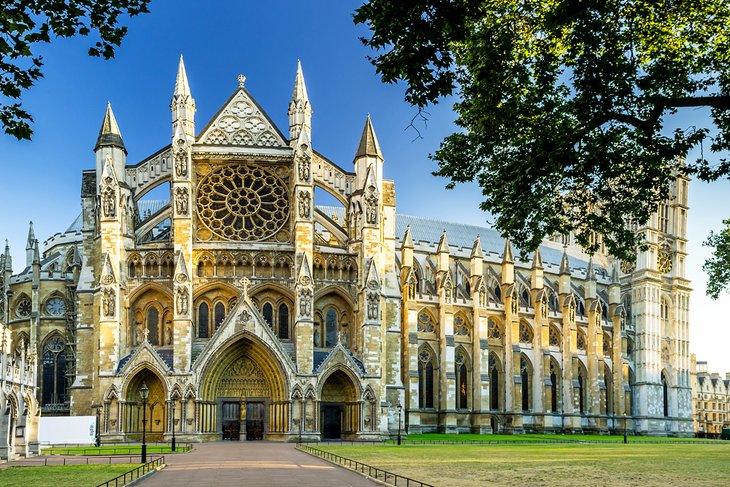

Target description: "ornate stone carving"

left=102, top=287, right=115, bottom=317
left=298, top=288, right=312, bottom=317
left=367, top=293, right=379, bottom=320
left=174, top=139, right=188, bottom=178
left=217, top=357, right=270, bottom=397
left=196, top=164, right=289, bottom=241
left=175, top=285, right=189, bottom=316
left=298, top=190, right=311, bottom=218
left=365, top=188, right=378, bottom=225
left=101, top=184, right=115, bottom=218
left=298, top=154, right=311, bottom=182
left=174, top=187, right=189, bottom=215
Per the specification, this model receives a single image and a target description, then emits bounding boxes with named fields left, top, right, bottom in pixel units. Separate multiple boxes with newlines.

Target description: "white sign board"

left=39, top=416, right=96, bottom=445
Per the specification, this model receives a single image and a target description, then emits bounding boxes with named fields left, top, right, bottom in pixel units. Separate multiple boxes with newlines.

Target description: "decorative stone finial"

left=237, top=74, right=246, bottom=88
left=236, top=276, right=251, bottom=297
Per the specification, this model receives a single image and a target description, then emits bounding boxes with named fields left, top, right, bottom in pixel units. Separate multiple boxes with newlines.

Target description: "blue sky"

left=0, top=0, right=728, bottom=371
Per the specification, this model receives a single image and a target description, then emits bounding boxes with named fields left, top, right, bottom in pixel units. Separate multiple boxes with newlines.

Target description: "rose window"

left=196, top=164, right=289, bottom=241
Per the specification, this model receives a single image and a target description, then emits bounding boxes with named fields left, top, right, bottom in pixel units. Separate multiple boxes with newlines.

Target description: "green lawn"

left=316, top=442, right=730, bottom=486
left=0, top=464, right=143, bottom=487
left=45, top=445, right=185, bottom=455
left=396, top=433, right=720, bottom=443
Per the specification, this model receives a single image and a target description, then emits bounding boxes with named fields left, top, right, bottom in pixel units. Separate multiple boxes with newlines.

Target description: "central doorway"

left=222, top=401, right=241, bottom=440
left=246, top=401, right=265, bottom=440
left=322, top=405, right=343, bottom=439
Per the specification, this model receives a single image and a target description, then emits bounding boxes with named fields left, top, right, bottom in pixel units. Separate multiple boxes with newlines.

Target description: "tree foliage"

left=355, top=0, right=730, bottom=260
left=703, top=219, right=730, bottom=300
left=0, top=0, right=151, bottom=140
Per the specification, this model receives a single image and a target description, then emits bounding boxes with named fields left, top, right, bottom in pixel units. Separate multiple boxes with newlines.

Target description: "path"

left=140, top=441, right=377, bottom=487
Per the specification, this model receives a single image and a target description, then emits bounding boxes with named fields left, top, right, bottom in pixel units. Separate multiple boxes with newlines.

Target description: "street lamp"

left=93, top=403, right=103, bottom=447
left=170, top=400, right=176, bottom=452
left=397, top=404, right=402, bottom=446
left=139, top=382, right=149, bottom=463
left=623, top=413, right=628, bottom=444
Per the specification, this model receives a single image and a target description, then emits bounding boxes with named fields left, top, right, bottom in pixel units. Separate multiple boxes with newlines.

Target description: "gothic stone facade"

left=691, top=357, right=730, bottom=437
left=0, top=59, right=693, bottom=441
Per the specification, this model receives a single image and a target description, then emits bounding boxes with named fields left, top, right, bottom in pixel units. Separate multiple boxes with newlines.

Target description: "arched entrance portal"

left=124, top=369, right=167, bottom=441
left=199, top=335, right=288, bottom=441
left=320, top=369, right=359, bottom=440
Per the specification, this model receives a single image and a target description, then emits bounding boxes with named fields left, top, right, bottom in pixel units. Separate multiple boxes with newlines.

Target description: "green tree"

left=0, top=0, right=151, bottom=140
left=354, top=0, right=730, bottom=261
left=703, top=219, right=730, bottom=299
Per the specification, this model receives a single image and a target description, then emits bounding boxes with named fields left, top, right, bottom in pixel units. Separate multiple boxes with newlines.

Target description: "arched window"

left=489, top=354, right=500, bottom=410
left=262, top=303, right=274, bottom=328
left=521, top=357, right=530, bottom=411
left=214, top=302, right=226, bottom=331
left=147, top=307, right=159, bottom=346
left=198, top=302, right=209, bottom=339
left=278, top=304, right=289, bottom=340
left=42, top=336, right=68, bottom=407
left=662, top=372, right=669, bottom=417
left=661, top=298, right=670, bottom=337
left=550, top=361, right=559, bottom=412
left=418, top=348, right=435, bottom=409
left=325, top=308, right=337, bottom=347
left=455, top=349, right=468, bottom=409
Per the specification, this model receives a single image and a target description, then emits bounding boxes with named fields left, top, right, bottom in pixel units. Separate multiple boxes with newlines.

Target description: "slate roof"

left=313, top=349, right=366, bottom=375
left=116, top=347, right=174, bottom=373
left=316, top=205, right=603, bottom=275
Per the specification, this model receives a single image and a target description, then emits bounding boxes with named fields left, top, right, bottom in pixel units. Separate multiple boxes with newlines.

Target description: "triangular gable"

left=315, top=341, right=366, bottom=376
left=197, top=87, right=288, bottom=147
left=117, top=341, right=173, bottom=375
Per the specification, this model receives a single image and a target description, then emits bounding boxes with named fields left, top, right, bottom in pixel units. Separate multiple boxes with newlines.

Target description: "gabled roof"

left=196, top=83, right=288, bottom=147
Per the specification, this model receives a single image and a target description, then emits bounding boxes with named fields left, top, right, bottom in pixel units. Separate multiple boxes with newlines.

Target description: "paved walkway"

left=140, top=442, right=378, bottom=487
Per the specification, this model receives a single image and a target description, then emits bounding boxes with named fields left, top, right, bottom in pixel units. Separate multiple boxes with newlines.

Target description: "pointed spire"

left=292, top=59, right=309, bottom=103
left=437, top=230, right=450, bottom=253
left=94, top=102, right=126, bottom=153
left=470, top=235, right=484, bottom=259
left=532, top=247, right=543, bottom=269
left=26, top=221, right=35, bottom=250
left=174, top=55, right=191, bottom=98
left=560, top=248, right=571, bottom=275
left=355, top=114, right=383, bottom=161
left=611, top=262, right=620, bottom=284
left=586, top=256, right=596, bottom=281
left=502, top=238, right=514, bottom=263
left=3, top=240, right=11, bottom=271
left=402, top=225, right=414, bottom=249
left=32, top=240, right=40, bottom=265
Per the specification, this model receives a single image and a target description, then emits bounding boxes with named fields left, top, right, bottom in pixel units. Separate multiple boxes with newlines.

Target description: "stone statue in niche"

left=174, top=141, right=188, bottom=177
left=175, top=187, right=189, bottom=215
left=298, top=155, right=310, bottom=181
left=298, top=190, right=311, bottom=218
left=101, top=184, right=115, bottom=218
left=176, top=286, right=189, bottom=315
left=299, top=288, right=312, bottom=317
left=367, top=293, right=379, bottom=320
left=165, top=326, right=173, bottom=345
left=365, top=191, right=377, bottom=224
left=102, top=287, right=115, bottom=317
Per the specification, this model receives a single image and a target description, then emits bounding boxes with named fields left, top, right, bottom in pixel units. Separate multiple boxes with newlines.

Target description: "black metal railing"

left=298, top=445, right=433, bottom=487
left=46, top=443, right=192, bottom=455
left=96, top=455, right=165, bottom=487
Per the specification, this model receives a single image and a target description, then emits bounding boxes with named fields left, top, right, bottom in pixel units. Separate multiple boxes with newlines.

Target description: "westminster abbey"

left=0, top=58, right=694, bottom=445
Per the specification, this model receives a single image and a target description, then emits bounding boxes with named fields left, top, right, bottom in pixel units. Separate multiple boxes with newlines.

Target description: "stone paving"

left=140, top=441, right=378, bottom=487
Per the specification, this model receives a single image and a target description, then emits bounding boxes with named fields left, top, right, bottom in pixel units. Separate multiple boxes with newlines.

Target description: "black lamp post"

left=171, top=400, right=176, bottom=452
left=623, top=413, right=628, bottom=444
left=94, top=404, right=103, bottom=447
left=139, top=382, right=149, bottom=463
left=397, top=404, right=402, bottom=446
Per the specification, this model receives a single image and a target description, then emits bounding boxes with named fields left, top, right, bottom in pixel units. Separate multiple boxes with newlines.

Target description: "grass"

left=0, top=464, right=142, bottom=487
left=394, top=433, right=720, bottom=443
left=317, top=442, right=730, bottom=486
left=45, top=445, right=185, bottom=455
